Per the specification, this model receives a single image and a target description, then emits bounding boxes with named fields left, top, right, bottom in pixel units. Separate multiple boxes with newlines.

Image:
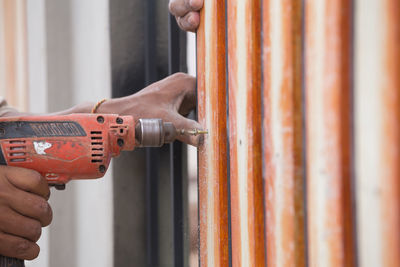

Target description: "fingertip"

left=189, top=0, right=203, bottom=10
left=16, top=239, right=39, bottom=260
left=168, top=0, right=178, bottom=15
left=190, top=135, right=201, bottom=147
left=176, top=134, right=200, bottom=147
left=187, top=12, right=200, bottom=28
left=178, top=13, right=199, bottom=32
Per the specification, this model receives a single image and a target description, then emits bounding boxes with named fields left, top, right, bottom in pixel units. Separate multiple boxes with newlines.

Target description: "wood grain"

left=197, top=1, right=229, bottom=266
left=305, top=0, right=355, bottom=266
left=262, top=0, right=305, bottom=266
left=227, top=0, right=266, bottom=266
left=0, top=0, right=28, bottom=111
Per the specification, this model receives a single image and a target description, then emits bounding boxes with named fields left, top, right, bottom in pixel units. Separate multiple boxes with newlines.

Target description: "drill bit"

left=178, top=129, right=209, bottom=136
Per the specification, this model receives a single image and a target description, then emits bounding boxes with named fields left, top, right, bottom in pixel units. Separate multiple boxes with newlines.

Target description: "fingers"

left=176, top=12, right=200, bottom=32
left=0, top=231, right=40, bottom=260
left=169, top=0, right=202, bottom=17
left=171, top=115, right=204, bottom=147
left=0, top=166, right=51, bottom=261
left=172, top=74, right=197, bottom=116
left=9, top=190, right=53, bottom=227
left=144, top=72, right=197, bottom=115
left=0, top=207, right=42, bottom=242
left=2, top=166, right=50, bottom=200
left=169, top=0, right=203, bottom=32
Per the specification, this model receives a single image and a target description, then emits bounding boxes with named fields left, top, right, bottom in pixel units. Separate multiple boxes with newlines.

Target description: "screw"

left=179, top=129, right=209, bottom=136
left=116, top=117, right=123, bottom=124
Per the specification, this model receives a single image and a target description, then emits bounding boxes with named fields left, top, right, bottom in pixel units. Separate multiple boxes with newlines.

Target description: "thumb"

left=171, top=115, right=204, bottom=147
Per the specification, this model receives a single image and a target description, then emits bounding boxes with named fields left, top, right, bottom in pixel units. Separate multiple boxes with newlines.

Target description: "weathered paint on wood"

left=355, top=0, right=400, bottom=266
left=305, top=0, right=355, bottom=266
left=227, top=0, right=266, bottom=266
left=262, top=0, right=305, bottom=266
left=0, top=0, right=28, bottom=111
left=197, top=1, right=229, bottom=266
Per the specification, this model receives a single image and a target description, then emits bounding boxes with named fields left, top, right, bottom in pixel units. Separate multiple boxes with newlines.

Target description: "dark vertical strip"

left=144, top=0, right=159, bottom=266
left=349, top=0, right=358, bottom=266
left=195, top=36, right=201, bottom=267
left=168, top=14, right=181, bottom=74
left=144, top=0, right=157, bottom=84
left=259, top=0, right=266, bottom=264
left=224, top=0, right=232, bottom=266
left=168, top=13, right=184, bottom=267
left=300, top=0, right=309, bottom=266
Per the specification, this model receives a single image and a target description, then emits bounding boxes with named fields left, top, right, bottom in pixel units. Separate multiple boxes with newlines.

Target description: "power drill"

left=0, top=113, right=206, bottom=188
left=0, top=113, right=206, bottom=267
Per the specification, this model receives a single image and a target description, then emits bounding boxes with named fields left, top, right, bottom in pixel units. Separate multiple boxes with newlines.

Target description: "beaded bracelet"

left=91, top=99, right=107, bottom=113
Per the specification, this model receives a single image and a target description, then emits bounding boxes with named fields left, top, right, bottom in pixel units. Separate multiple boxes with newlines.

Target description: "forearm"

left=0, top=74, right=201, bottom=146
left=0, top=96, right=134, bottom=117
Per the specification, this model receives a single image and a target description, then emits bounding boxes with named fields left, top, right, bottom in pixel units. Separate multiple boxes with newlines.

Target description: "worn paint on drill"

left=197, top=0, right=229, bottom=266
left=228, top=0, right=266, bottom=266
left=355, top=0, right=400, bottom=266
left=33, top=141, right=52, bottom=155
left=263, top=0, right=306, bottom=266
left=305, top=0, right=355, bottom=266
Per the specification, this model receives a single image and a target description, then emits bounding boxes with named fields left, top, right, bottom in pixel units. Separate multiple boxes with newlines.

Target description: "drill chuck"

left=135, top=119, right=177, bottom=147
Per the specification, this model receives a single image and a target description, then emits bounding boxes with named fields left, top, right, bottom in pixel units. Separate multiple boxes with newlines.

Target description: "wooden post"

left=197, top=1, right=229, bottom=266
left=305, top=0, right=355, bottom=266
left=0, top=0, right=28, bottom=111
left=262, top=0, right=305, bottom=266
left=355, top=0, right=400, bottom=266
left=227, top=0, right=266, bottom=266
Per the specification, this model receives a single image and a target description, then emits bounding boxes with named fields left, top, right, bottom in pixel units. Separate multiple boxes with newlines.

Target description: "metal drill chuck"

left=135, top=119, right=176, bottom=147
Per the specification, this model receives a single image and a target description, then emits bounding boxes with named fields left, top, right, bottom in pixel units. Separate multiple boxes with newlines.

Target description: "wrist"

left=96, top=95, right=138, bottom=116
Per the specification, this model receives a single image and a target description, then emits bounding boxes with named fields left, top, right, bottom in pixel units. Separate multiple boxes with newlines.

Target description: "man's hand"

left=99, top=73, right=202, bottom=146
left=0, top=166, right=52, bottom=260
left=169, top=0, right=204, bottom=32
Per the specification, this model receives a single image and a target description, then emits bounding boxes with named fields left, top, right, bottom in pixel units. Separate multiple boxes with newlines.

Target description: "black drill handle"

left=0, top=256, right=24, bottom=267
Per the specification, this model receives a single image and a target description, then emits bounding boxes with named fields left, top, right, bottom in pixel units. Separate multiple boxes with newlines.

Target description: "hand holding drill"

left=0, top=73, right=205, bottom=260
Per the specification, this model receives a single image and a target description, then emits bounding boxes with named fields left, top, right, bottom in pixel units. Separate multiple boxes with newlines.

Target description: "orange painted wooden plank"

left=305, top=0, right=355, bottom=266
left=355, top=0, right=400, bottom=266
left=262, top=0, right=305, bottom=266
left=0, top=0, right=28, bottom=111
left=197, top=1, right=229, bottom=266
left=227, top=1, right=266, bottom=266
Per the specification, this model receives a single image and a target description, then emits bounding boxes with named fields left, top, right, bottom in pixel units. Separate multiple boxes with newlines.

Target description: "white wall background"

left=26, top=1, right=113, bottom=266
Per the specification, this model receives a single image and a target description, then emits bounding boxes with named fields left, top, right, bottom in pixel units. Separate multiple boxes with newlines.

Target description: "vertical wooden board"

left=355, top=0, right=400, bottom=266
left=228, top=0, right=265, bottom=266
left=197, top=1, right=229, bottom=266
left=0, top=0, right=28, bottom=111
left=305, top=0, right=354, bottom=266
left=262, top=0, right=305, bottom=266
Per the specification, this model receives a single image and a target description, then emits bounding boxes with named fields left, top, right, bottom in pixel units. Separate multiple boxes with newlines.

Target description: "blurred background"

left=0, top=0, right=199, bottom=266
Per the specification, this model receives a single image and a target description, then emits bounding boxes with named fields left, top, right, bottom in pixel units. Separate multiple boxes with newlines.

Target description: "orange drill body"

left=0, top=114, right=135, bottom=187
